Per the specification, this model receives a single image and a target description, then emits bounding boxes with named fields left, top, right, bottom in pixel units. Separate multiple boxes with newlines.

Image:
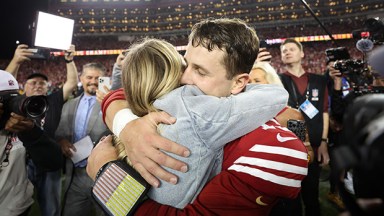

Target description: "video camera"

left=352, top=17, right=384, bottom=45
left=325, top=47, right=374, bottom=91
left=325, top=17, right=384, bottom=95
left=0, top=92, right=49, bottom=129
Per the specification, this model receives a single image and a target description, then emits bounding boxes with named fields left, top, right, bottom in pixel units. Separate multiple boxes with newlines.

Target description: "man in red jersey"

left=90, top=116, right=308, bottom=215
left=87, top=18, right=308, bottom=215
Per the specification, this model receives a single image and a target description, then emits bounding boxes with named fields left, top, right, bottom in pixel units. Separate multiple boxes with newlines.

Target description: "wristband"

left=321, top=138, right=329, bottom=144
left=101, top=88, right=125, bottom=124
left=112, top=108, right=139, bottom=137
left=65, top=59, right=73, bottom=63
left=92, top=160, right=150, bottom=216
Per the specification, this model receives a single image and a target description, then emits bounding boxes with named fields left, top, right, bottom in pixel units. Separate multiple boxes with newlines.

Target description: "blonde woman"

left=113, top=38, right=288, bottom=208
left=250, top=61, right=283, bottom=85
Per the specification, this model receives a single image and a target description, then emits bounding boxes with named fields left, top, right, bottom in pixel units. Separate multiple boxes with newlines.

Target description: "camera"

left=333, top=59, right=365, bottom=75
left=325, top=47, right=374, bottom=89
left=352, top=17, right=384, bottom=45
left=325, top=47, right=350, bottom=62
left=0, top=92, right=49, bottom=128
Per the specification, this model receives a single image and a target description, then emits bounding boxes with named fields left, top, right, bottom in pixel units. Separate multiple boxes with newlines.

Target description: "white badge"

left=300, top=99, right=319, bottom=119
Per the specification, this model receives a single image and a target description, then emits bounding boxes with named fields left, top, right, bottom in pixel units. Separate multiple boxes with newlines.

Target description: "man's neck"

left=285, top=62, right=305, bottom=77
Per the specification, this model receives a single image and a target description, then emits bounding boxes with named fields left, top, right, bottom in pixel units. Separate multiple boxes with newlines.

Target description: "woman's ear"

left=230, top=73, right=249, bottom=95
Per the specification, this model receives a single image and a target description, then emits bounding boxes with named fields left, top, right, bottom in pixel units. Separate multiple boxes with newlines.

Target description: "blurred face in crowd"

left=249, top=68, right=268, bottom=84
left=181, top=43, right=238, bottom=97
left=281, top=42, right=304, bottom=65
left=24, top=77, right=48, bottom=96
left=80, top=68, right=101, bottom=96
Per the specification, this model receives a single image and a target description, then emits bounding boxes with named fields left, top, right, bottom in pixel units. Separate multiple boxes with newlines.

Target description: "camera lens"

left=21, top=95, right=49, bottom=118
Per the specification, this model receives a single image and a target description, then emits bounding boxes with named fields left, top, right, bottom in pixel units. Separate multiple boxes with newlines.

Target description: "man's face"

left=24, top=77, right=48, bottom=96
left=181, top=43, right=235, bottom=97
left=281, top=42, right=304, bottom=65
left=80, top=68, right=101, bottom=96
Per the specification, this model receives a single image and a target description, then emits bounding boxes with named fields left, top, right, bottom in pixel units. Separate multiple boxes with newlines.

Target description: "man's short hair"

left=82, top=62, right=106, bottom=76
left=281, top=38, right=303, bottom=51
left=26, top=73, right=48, bottom=81
left=189, top=18, right=259, bottom=79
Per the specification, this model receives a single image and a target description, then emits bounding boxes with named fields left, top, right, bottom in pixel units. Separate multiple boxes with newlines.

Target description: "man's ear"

left=231, top=73, right=249, bottom=95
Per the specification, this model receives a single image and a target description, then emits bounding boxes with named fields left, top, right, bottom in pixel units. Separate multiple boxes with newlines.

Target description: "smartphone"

left=259, top=40, right=271, bottom=62
left=98, top=77, right=111, bottom=93
left=259, top=40, right=269, bottom=49
left=287, top=119, right=306, bottom=142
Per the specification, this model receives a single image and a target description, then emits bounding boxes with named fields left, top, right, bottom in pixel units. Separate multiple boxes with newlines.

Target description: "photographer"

left=0, top=70, right=39, bottom=215
left=7, top=44, right=79, bottom=216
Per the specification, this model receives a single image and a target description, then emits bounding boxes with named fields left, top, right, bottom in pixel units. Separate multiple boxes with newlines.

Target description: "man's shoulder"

left=62, top=95, right=80, bottom=107
left=226, top=120, right=307, bottom=154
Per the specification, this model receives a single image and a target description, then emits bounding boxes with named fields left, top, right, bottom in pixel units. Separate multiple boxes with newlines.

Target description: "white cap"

left=0, top=70, right=19, bottom=92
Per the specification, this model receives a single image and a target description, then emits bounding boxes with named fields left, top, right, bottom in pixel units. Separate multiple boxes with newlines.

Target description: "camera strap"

left=0, top=133, right=16, bottom=169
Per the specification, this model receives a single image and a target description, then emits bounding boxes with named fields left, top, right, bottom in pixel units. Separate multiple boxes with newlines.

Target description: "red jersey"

left=134, top=119, right=308, bottom=216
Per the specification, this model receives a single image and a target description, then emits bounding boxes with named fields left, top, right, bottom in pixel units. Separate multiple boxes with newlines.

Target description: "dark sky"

left=0, top=0, right=49, bottom=59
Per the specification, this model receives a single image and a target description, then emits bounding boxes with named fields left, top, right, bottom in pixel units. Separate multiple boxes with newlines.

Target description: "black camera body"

left=325, top=47, right=350, bottom=62
left=333, top=59, right=365, bottom=74
left=325, top=47, right=375, bottom=89
left=0, top=91, right=49, bottom=129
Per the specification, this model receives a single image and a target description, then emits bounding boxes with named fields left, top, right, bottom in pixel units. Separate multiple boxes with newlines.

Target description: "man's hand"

left=120, top=111, right=190, bottom=188
left=65, top=44, right=76, bottom=61
left=5, top=44, right=34, bottom=76
left=11, top=44, right=34, bottom=64
left=328, top=64, right=343, bottom=91
left=96, top=86, right=110, bottom=104
left=4, top=113, right=34, bottom=133
left=317, top=141, right=330, bottom=166
left=59, top=139, right=76, bottom=158
left=255, top=48, right=272, bottom=63
left=87, top=135, right=118, bottom=180
left=116, top=52, right=126, bottom=68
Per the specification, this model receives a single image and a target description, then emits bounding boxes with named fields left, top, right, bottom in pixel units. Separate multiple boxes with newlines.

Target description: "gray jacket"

left=148, top=84, right=288, bottom=208
left=55, top=94, right=107, bottom=192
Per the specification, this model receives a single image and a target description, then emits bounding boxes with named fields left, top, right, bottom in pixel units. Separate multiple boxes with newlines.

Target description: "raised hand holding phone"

left=98, top=77, right=111, bottom=94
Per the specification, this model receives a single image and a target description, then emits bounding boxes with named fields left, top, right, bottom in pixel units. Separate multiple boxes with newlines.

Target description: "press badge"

left=300, top=99, right=319, bottom=119
left=311, top=88, right=319, bottom=101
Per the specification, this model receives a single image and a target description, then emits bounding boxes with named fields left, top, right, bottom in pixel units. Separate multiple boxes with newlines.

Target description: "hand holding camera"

left=4, top=113, right=35, bottom=133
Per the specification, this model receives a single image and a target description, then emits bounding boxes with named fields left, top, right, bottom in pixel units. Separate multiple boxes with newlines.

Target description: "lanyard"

left=290, top=78, right=310, bottom=109
left=0, top=133, right=15, bottom=169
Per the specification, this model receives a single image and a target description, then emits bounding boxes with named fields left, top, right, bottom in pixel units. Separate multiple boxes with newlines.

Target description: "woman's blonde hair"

left=122, top=38, right=183, bottom=117
left=251, top=62, right=283, bottom=86
left=116, top=38, right=183, bottom=161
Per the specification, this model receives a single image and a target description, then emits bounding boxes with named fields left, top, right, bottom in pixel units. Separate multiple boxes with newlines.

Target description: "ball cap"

left=0, top=70, right=19, bottom=92
left=26, top=72, right=48, bottom=81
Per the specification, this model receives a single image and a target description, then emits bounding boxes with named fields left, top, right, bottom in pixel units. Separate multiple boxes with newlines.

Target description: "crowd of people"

left=1, top=16, right=383, bottom=216
left=0, top=37, right=363, bottom=95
